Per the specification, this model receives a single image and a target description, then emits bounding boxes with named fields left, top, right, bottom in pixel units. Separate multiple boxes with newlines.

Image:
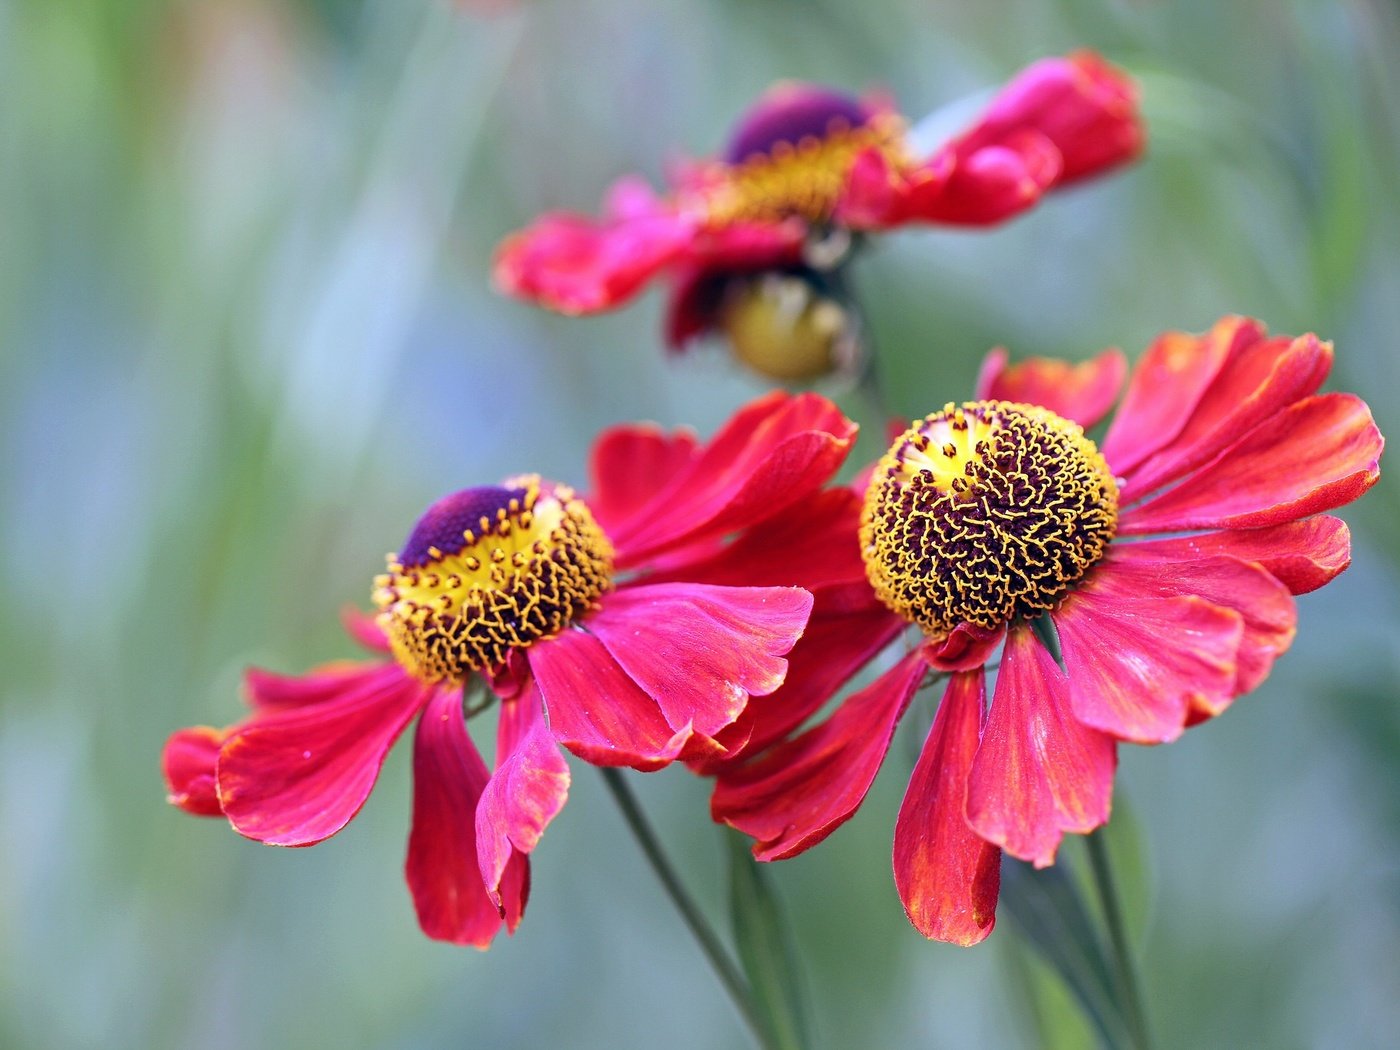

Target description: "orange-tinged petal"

left=966, top=627, right=1115, bottom=867
left=894, top=671, right=1001, bottom=945
left=162, top=725, right=228, bottom=817
left=975, top=346, right=1126, bottom=430
left=1120, top=393, right=1383, bottom=534
left=1120, top=332, right=1333, bottom=503
left=712, top=651, right=927, bottom=861
left=1101, top=317, right=1262, bottom=475
left=1054, top=571, right=1245, bottom=743
left=1120, top=518, right=1351, bottom=596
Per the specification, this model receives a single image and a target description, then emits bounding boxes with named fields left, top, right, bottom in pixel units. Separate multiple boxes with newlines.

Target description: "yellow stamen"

left=701, top=114, right=908, bottom=226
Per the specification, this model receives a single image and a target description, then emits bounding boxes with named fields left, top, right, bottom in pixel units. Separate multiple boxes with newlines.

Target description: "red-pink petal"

left=1119, top=332, right=1333, bottom=503
left=587, top=423, right=700, bottom=536
left=528, top=628, right=690, bottom=770
left=923, top=622, right=1006, bottom=673
left=836, top=146, right=913, bottom=227
left=1101, top=317, right=1262, bottom=475
left=951, top=51, right=1144, bottom=186
left=642, top=488, right=868, bottom=601
left=700, top=601, right=906, bottom=769
left=917, top=131, right=1063, bottom=226
left=846, top=133, right=1063, bottom=228
left=607, top=391, right=857, bottom=567
left=966, top=626, right=1115, bottom=867
left=163, top=725, right=228, bottom=817
left=217, top=665, right=429, bottom=846
left=1120, top=393, right=1383, bottom=534
left=406, top=688, right=523, bottom=947
left=341, top=607, right=391, bottom=652
left=492, top=188, right=695, bottom=314
left=476, top=684, right=567, bottom=917
left=243, top=662, right=382, bottom=711
left=974, top=347, right=1126, bottom=430
left=1120, top=518, right=1351, bottom=595
left=1104, top=547, right=1297, bottom=699
left=893, top=672, right=1002, bottom=945
left=588, top=582, right=813, bottom=739
left=712, top=651, right=927, bottom=861
left=1053, top=569, right=1246, bottom=743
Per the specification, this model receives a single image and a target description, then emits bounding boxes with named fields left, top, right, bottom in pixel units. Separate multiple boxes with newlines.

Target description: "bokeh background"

left=3, top=0, right=1398, bottom=1047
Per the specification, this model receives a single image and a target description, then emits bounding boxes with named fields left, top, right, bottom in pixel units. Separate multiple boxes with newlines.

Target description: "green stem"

left=599, top=768, right=778, bottom=1050
left=1085, top=829, right=1152, bottom=1050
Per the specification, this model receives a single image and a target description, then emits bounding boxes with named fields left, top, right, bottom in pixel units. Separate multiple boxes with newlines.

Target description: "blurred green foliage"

left=2, top=1, right=1397, bottom=1047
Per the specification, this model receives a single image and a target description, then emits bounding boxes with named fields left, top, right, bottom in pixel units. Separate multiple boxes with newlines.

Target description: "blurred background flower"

left=2, top=0, right=1397, bottom=1048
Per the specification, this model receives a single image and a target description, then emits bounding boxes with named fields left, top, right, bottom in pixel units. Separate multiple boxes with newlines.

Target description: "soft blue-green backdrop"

left=2, top=1, right=1397, bottom=1047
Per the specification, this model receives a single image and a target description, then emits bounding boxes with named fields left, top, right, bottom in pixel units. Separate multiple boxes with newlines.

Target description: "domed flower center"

left=704, top=87, right=905, bottom=227
left=373, top=477, right=614, bottom=683
left=860, top=401, right=1118, bottom=637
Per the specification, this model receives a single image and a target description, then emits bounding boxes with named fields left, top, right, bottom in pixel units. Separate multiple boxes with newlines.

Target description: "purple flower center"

left=398, top=485, right=528, bottom=568
left=724, top=84, right=872, bottom=164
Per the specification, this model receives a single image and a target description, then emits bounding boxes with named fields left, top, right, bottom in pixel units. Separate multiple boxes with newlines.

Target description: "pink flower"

left=163, top=392, right=858, bottom=946
left=494, top=52, right=1143, bottom=358
left=711, top=317, right=1383, bottom=945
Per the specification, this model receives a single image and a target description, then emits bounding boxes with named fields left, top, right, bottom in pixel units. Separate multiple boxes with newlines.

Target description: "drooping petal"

left=587, top=582, right=813, bottom=739
left=405, top=688, right=522, bottom=948
left=1053, top=571, right=1245, bottom=743
left=700, top=601, right=906, bottom=769
left=1119, top=518, right=1351, bottom=596
left=893, top=672, right=1002, bottom=946
left=528, top=628, right=691, bottom=770
left=341, top=607, right=391, bottom=652
left=974, top=347, right=1126, bottom=430
left=1103, top=547, right=1297, bottom=699
left=1119, top=332, right=1333, bottom=503
left=606, top=391, right=857, bottom=567
left=217, top=665, right=429, bottom=846
left=712, top=651, right=928, bottom=861
left=162, top=726, right=228, bottom=817
left=492, top=180, right=696, bottom=314
left=587, top=423, right=700, bottom=536
left=243, top=662, right=382, bottom=711
left=477, top=683, right=567, bottom=917
left=1120, top=393, right=1383, bottom=534
left=966, top=626, right=1115, bottom=867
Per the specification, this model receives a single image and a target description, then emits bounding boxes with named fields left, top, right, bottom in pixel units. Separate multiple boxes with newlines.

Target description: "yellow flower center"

left=373, top=477, right=614, bottom=683
left=860, top=401, right=1119, bottom=636
left=701, top=113, right=907, bottom=227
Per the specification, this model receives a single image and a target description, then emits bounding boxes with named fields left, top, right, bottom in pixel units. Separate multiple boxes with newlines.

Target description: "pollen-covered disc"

left=860, top=401, right=1118, bottom=636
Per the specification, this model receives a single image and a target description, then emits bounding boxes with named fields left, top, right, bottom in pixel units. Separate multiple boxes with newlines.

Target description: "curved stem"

left=1085, top=829, right=1152, bottom=1050
left=599, top=768, right=777, bottom=1050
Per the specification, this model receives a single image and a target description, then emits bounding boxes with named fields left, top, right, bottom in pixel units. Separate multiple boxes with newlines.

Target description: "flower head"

left=494, top=53, right=1143, bottom=373
left=163, top=392, right=858, bottom=946
left=711, top=316, right=1383, bottom=945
